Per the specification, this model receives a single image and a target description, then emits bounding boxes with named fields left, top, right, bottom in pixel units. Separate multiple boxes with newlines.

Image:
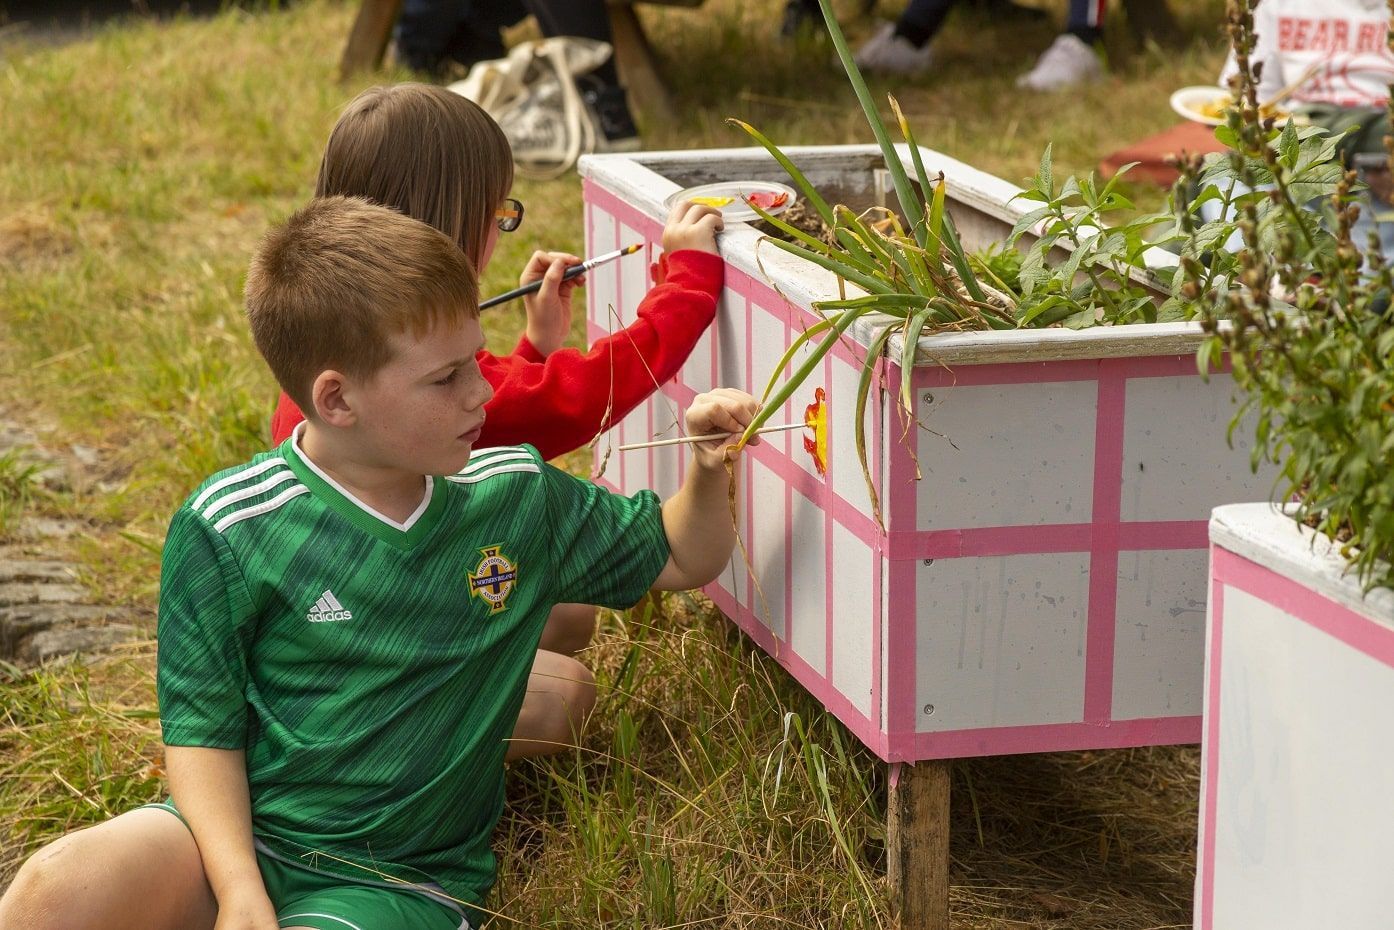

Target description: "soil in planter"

left=751, top=198, right=838, bottom=247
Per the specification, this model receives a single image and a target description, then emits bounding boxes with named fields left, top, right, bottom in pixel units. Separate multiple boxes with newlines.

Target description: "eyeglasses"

left=495, top=198, right=524, bottom=233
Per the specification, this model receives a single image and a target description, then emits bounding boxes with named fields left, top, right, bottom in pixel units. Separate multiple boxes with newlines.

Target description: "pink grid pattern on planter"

left=1198, top=545, right=1394, bottom=930
left=584, top=179, right=1260, bottom=762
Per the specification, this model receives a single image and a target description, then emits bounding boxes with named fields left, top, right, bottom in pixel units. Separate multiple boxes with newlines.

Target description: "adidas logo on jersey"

left=307, top=589, right=352, bottom=623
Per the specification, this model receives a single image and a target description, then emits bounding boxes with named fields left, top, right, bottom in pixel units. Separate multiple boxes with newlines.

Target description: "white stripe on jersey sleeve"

left=201, top=470, right=298, bottom=522
left=457, top=447, right=534, bottom=475
left=444, top=462, right=541, bottom=484
left=213, top=485, right=311, bottom=534
left=191, top=457, right=288, bottom=511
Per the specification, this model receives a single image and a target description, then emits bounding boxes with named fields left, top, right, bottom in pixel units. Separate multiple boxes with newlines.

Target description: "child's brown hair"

left=245, top=196, right=479, bottom=412
left=315, top=84, right=514, bottom=269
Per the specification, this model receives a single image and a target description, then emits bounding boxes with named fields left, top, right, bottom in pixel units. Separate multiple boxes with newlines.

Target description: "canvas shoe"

left=1016, top=33, right=1103, bottom=91
left=853, top=22, right=934, bottom=76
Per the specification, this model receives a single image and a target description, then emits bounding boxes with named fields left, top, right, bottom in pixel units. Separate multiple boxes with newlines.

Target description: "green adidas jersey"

left=156, top=434, right=669, bottom=916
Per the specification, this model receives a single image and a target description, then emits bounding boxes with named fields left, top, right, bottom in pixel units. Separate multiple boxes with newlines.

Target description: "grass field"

left=0, top=0, right=1226, bottom=925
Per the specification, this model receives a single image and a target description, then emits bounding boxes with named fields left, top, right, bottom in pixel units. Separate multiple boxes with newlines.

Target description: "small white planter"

left=1198, top=503, right=1394, bottom=930
left=580, top=145, right=1274, bottom=763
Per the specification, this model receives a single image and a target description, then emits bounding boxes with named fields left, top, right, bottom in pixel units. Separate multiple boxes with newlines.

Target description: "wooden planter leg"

left=340, top=0, right=404, bottom=79
left=888, top=759, right=951, bottom=930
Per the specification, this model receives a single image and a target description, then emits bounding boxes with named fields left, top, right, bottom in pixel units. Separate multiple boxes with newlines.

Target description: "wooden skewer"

left=1259, top=61, right=1321, bottom=112
left=616, top=421, right=804, bottom=452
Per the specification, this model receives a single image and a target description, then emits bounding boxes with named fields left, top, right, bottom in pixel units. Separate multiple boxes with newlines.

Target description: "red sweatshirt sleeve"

left=269, top=249, right=723, bottom=458
left=479, top=249, right=722, bottom=460
left=270, top=391, right=305, bottom=446
left=512, top=333, right=546, bottom=364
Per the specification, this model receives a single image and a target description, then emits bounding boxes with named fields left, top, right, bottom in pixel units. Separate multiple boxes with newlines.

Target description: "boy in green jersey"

left=0, top=196, right=760, bottom=930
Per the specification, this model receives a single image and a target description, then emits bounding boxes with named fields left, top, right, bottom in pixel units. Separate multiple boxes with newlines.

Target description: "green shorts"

left=142, top=802, right=469, bottom=930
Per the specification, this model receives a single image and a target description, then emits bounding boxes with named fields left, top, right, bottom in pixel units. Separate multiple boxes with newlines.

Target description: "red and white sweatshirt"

left=270, top=249, right=724, bottom=461
left=1220, top=0, right=1394, bottom=108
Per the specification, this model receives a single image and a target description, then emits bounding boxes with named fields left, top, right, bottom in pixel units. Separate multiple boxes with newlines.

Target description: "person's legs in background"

left=1064, top=0, right=1106, bottom=46
left=833, top=0, right=1049, bottom=77
left=853, top=0, right=954, bottom=75
left=395, top=0, right=528, bottom=76
left=1017, top=0, right=1105, bottom=91
left=525, top=0, right=641, bottom=150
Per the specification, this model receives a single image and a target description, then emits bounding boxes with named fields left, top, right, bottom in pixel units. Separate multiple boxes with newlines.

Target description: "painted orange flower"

left=803, top=387, right=828, bottom=476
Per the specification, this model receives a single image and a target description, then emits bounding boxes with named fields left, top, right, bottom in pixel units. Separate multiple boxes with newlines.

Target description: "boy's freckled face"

left=354, top=314, right=493, bottom=476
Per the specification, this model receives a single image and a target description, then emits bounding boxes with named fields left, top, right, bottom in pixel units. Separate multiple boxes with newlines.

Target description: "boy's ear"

left=311, top=369, right=357, bottom=428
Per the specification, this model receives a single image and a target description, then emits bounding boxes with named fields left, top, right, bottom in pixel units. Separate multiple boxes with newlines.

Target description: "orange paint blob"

left=803, top=387, right=829, bottom=476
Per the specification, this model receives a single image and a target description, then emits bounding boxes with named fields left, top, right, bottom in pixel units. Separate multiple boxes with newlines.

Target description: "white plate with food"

left=1170, top=85, right=1236, bottom=126
left=1170, top=84, right=1299, bottom=126
left=665, top=181, right=798, bottom=223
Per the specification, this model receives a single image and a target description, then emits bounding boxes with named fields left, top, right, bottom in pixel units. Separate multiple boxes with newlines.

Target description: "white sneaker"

left=1016, top=33, right=1102, bottom=91
left=853, top=22, right=934, bottom=76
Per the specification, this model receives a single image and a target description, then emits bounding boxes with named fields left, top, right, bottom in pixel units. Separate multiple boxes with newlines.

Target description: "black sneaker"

left=579, top=79, right=641, bottom=152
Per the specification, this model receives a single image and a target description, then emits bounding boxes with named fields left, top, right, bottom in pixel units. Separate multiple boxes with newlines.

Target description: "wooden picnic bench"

left=340, top=0, right=702, bottom=119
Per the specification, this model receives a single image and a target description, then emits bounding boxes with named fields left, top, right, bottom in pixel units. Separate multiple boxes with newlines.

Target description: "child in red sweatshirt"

left=269, top=84, right=723, bottom=460
left=270, top=82, right=725, bottom=757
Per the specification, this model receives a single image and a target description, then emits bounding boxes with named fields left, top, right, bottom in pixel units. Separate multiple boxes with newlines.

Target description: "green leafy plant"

left=726, top=0, right=1358, bottom=531
left=728, top=0, right=1019, bottom=523
left=1005, top=147, right=1178, bottom=327
left=1193, top=0, right=1394, bottom=590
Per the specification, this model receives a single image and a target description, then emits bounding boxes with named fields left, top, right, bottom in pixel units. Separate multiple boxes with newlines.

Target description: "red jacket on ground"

left=269, top=249, right=724, bottom=461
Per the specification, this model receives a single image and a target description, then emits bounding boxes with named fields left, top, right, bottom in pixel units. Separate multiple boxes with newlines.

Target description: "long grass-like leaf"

left=728, top=119, right=836, bottom=229
left=833, top=206, right=895, bottom=278
left=814, top=294, right=942, bottom=313
left=746, top=200, right=841, bottom=260
left=830, top=227, right=887, bottom=283
left=737, top=306, right=873, bottom=448
left=886, top=96, right=986, bottom=303
left=889, top=96, right=934, bottom=245
left=854, top=321, right=898, bottom=527
left=845, top=207, right=938, bottom=300
left=937, top=209, right=988, bottom=303
left=762, top=236, right=894, bottom=296
left=755, top=317, right=838, bottom=405
left=898, top=307, right=934, bottom=418
left=886, top=246, right=931, bottom=300
left=897, top=238, right=940, bottom=299
left=925, top=170, right=946, bottom=263
left=815, top=0, right=926, bottom=246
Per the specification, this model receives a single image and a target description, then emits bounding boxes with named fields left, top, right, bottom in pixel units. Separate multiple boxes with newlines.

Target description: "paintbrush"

left=617, top=421, right=804, bottom=452
left=480, top=243, right=643, bottom=309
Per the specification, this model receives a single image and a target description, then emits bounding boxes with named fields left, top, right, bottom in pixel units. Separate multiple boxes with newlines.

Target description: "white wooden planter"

left=1198, top=503, right=1394, bottom=930
left=579, top=144, right=1274, bottom=763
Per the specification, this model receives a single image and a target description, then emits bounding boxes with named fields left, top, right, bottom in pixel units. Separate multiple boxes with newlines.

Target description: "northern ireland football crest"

left=469, top=545, right=518, bottom=614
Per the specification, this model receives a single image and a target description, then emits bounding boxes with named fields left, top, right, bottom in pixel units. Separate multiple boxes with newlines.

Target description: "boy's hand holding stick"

left=681, top=387, right=763, bottom=469
left=652, top=388, right=759, bottom=591
left=617, top=421, right=801, bottom=452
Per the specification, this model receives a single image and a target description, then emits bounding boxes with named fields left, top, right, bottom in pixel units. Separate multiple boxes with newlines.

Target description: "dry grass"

left=0, top=0, right=1224, bottom=924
